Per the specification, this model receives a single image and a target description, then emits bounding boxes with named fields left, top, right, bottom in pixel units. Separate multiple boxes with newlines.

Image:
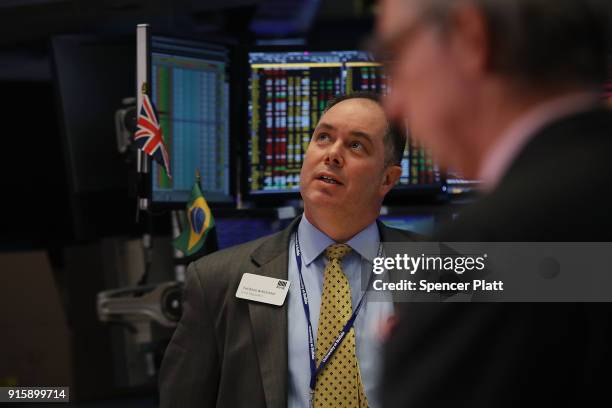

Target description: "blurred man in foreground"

left=375, top=0, right=612, bottom=406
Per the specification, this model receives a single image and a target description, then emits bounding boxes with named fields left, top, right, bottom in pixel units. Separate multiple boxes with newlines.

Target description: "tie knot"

left=325, top=244, right=352, bottom=261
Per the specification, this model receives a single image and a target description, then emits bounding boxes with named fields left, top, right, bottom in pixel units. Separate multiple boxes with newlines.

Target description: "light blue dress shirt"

left=287, top=216, right=394, bottom=408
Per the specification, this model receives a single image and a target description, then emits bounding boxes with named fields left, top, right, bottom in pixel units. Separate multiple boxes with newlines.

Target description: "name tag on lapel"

left=236, top=273, right=290, bottom=306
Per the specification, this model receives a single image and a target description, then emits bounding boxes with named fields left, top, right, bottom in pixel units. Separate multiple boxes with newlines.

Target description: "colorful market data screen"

left=247, top=50, right=442, bottom=195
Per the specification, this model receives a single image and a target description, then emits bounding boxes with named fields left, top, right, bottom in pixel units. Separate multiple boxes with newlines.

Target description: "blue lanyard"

left=293, top=232, right=382, bottom=401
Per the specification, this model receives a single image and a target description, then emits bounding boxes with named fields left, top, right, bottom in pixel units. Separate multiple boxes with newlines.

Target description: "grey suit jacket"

left=159, top=216, right=419, bottom=408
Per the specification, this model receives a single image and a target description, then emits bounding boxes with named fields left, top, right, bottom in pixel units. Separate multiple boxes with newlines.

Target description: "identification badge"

left=235, top=273, right=290, bottom=306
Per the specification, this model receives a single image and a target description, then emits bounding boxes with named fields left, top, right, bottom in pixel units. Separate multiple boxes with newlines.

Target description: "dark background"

left=0, top=0, right=609, bottom=406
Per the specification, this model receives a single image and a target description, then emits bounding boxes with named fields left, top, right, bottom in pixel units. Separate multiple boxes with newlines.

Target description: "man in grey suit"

left=159, top=92, right=420, bottom=407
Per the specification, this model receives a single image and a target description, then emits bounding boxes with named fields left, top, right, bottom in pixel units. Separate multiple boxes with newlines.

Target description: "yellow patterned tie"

left=313, top=244, right=368, bottom=407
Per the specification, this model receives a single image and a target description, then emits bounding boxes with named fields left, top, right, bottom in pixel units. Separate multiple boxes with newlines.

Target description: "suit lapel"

left=247, top=217, right=300, bottom=408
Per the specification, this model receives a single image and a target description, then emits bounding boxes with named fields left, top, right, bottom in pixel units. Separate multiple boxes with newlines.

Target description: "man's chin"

left=303, top=189, right=344, bottom=207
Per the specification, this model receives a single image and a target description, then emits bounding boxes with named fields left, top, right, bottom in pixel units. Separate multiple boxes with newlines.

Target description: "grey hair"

left=413, top=0, right=611, bottom=87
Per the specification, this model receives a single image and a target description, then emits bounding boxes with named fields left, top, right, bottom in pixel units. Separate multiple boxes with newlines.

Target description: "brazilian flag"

left=173, top=181, right=215, bottom=256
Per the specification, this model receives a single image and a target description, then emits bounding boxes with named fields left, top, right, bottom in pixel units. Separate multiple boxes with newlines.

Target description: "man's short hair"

left=323, top=91, right=406, bottom=167
left=416, top=0, right=612, bottom=87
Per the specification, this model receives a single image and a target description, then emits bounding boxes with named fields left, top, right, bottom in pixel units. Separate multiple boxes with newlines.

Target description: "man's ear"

left=449, top=3, right=491, bottom=78
left=380, top=165, right=402, bottom=195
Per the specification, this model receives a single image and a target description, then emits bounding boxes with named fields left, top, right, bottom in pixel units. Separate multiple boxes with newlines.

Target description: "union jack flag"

left=134, top=93, right=171, bottom=177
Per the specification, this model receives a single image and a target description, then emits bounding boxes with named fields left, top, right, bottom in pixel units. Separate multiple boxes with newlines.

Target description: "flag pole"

left=136, top=23, right=151, bottom=215
left=195, top=168, right=201, bottom=188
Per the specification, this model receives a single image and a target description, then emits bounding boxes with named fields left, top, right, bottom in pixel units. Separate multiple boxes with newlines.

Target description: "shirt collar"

left=297, top=215, right=380, bottom=266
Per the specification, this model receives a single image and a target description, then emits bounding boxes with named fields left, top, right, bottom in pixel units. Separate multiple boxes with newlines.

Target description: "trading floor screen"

left=247, top=50, right=441, bottom=195
left=151, top=37, right=231, bottom=204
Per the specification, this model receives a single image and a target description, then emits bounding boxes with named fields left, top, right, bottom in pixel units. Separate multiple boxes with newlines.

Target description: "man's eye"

left=317, top=133, right=330, bottom=142
left=350, top=141, right=363, bottom=150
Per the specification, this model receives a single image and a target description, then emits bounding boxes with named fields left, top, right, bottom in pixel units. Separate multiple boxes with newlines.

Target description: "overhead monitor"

left=148, top=36, right=232, bottom=204
left=53, top=35, right=133, bottom=194
left=246, top=49, right=443, bottom=196
left=52, top=34, right=137, bottom=240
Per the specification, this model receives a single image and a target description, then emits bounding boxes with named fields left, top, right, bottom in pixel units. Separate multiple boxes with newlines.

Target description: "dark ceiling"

left=0, top=0, right=376, bottom=80
left=0, top=0, right=259, bottom=49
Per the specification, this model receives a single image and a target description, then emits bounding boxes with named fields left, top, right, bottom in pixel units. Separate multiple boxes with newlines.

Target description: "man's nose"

left=324, top=141, right=345, bottom=167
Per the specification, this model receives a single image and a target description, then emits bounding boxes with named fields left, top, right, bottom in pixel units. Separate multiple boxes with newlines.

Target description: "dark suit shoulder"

left=437, top=108, right=612, bottom=242
left=190, top=230, right=281, bottom=280
left=191, top=234, right=269, bottom=272
left=187, top=226, right=291, bottom=305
